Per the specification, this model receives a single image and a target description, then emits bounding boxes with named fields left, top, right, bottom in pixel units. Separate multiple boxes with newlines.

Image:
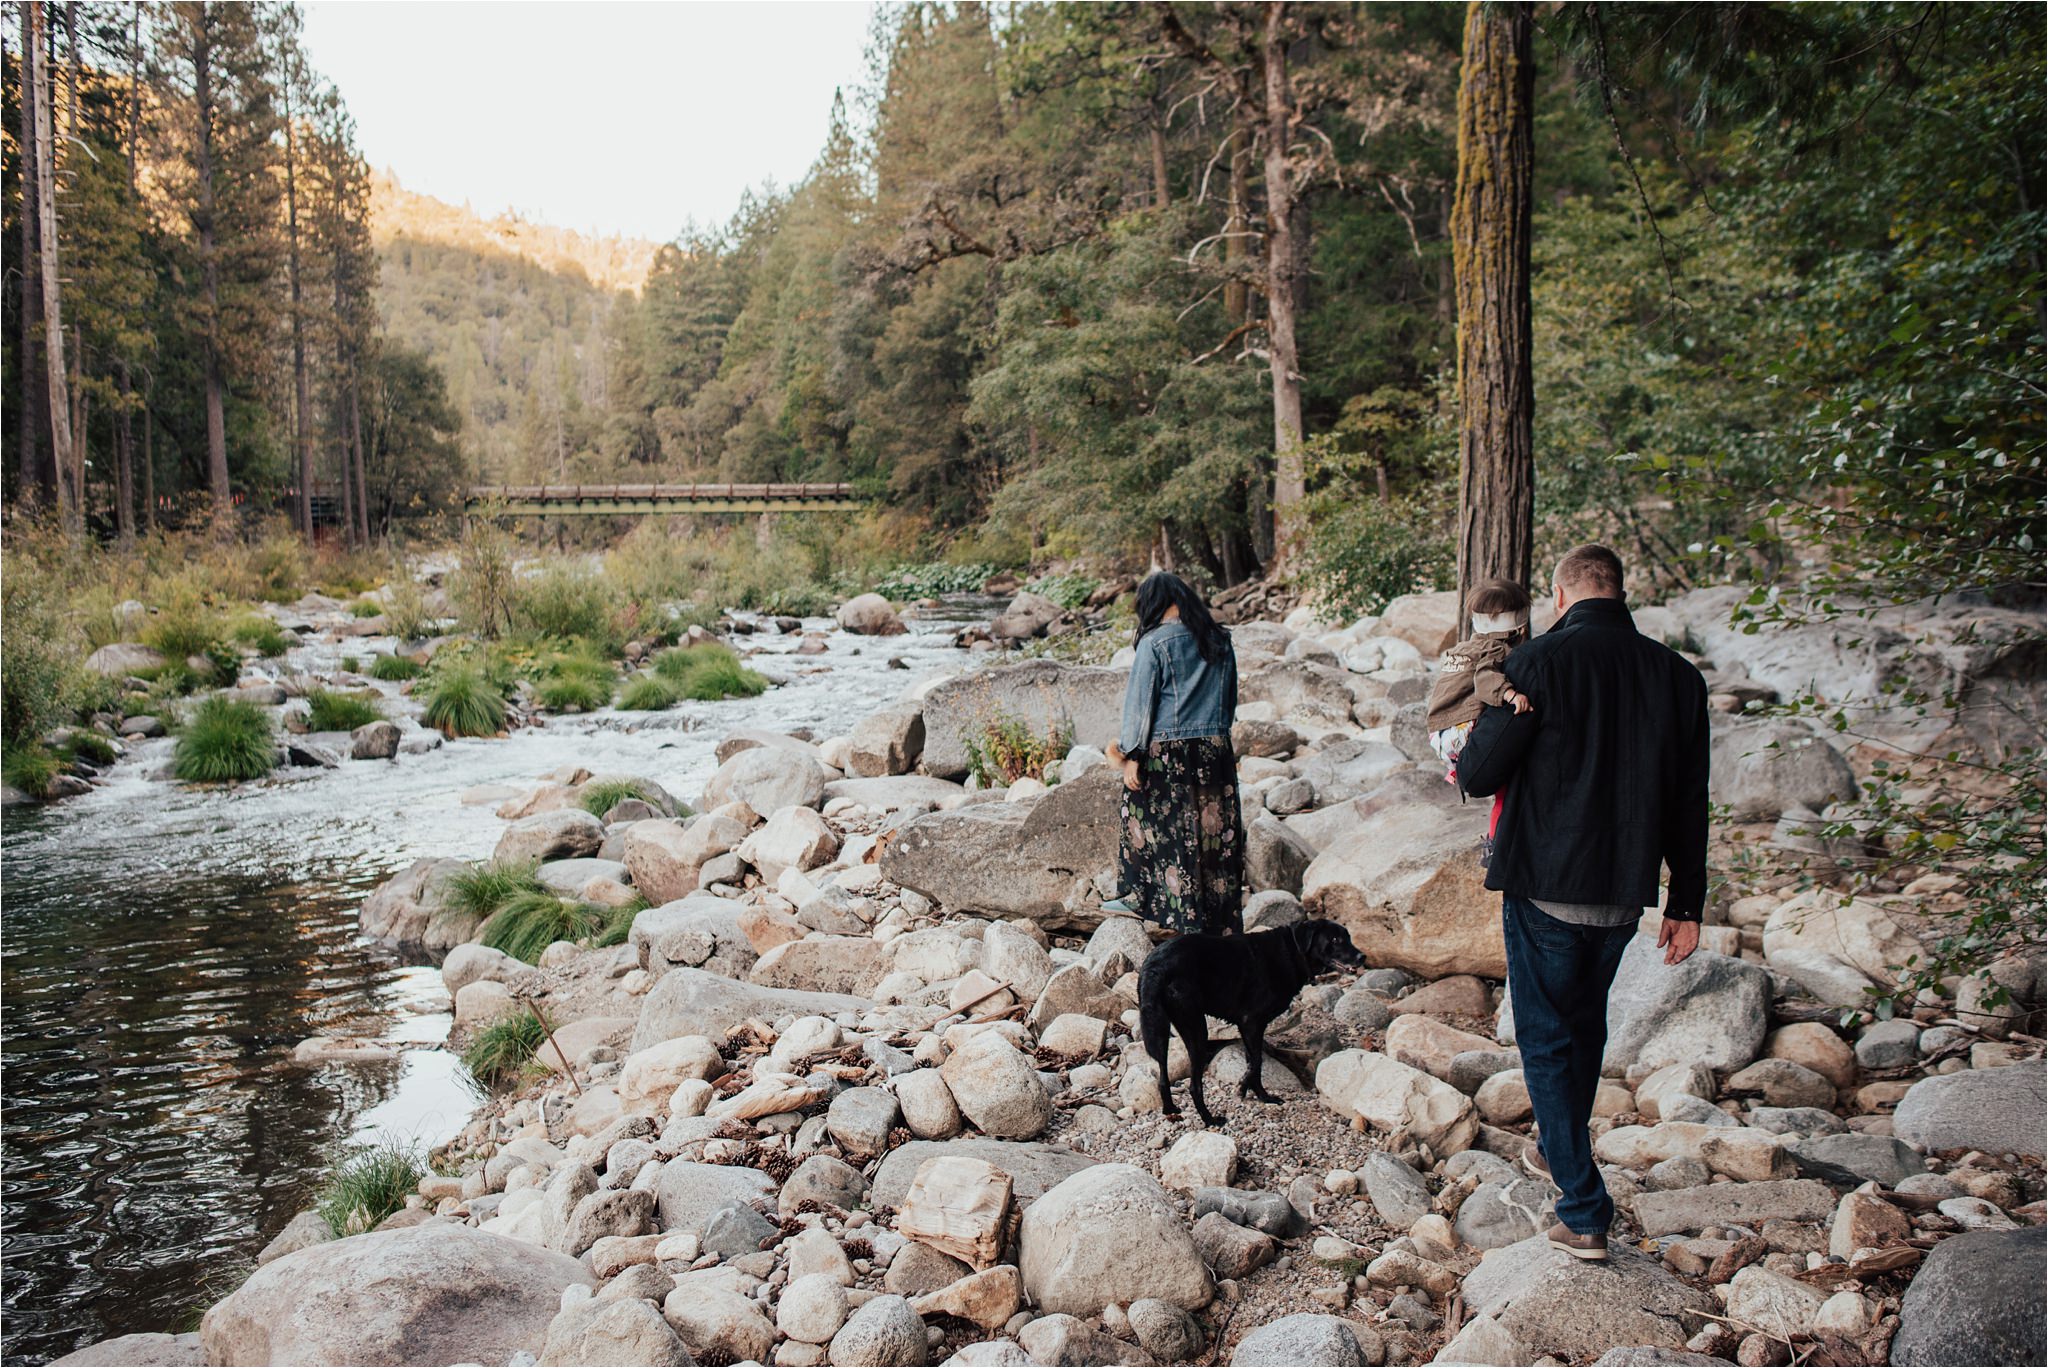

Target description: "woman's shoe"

left=1100, top=897, right=1136, bottom=914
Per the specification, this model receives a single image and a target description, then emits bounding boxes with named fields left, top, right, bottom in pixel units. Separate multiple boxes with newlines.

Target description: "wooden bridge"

left=465, top=482, right=863, bottom=517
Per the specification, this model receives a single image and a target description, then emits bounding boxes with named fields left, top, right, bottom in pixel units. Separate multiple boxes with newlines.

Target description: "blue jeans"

left=1502, top=895, right=1636, bottom=1235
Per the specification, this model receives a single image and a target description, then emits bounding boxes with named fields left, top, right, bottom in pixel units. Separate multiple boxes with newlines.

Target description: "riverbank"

left=58, top=587, right=2045, bottom=1368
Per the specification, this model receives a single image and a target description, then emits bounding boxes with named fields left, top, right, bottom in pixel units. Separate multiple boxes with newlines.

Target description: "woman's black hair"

left=1133, top=572, right=1233, bottom=665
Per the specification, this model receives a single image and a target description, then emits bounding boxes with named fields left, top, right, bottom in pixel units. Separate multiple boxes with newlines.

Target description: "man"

left=1459, top=543, right=1709, bottom=1262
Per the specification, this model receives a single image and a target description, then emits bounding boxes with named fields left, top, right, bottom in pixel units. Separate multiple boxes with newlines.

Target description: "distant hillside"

left=369, top=172, right=662, bottom=482
left=370, top=170, right=659, bottom=295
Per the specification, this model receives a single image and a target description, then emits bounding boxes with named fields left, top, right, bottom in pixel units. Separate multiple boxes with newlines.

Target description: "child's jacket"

left=1424, top=630, right=1519, bottom=733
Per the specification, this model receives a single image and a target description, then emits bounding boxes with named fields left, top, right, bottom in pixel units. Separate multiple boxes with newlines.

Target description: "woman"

left=1103, top=572, right=1245, bottom=935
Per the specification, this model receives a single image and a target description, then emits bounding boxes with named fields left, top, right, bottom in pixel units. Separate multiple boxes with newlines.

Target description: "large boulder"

left=1710, top=718, right=1860, bottom=821
left=48, top=1334, right=202, bottom=1366
left=1370, top=591, right=1460, bottom=658
left=750, top=936, right=890, bottom=997
left=990, top=591, right=1063, bottom=642
left=1238, top=661, right=1360, bottom=728
left=1245, top=815, right=1315, bottom=897
left=538, top=1297, right=692, bottom=1366
left=1892, top=1062, right=2046, bottom=1156
left=495, top=809, right=605, bottom=867
left=1315, top=1049, right=1478, bottom=1155
left=920, top=661, right=1126, bottom=781
left=625, top=816, right=746, bottom=905
left=1891, top=1227, right=2046, bottom=1367
left=358, top=857, right=472, bottom=950
left=737, top=806, right=838, bottom=884
left=822, top=775, right=968, bottom=811
left=849, top=709, right=927, bottom=778
left=700, top=746, right=828, bottom=814
left=881, top=768, right=1120, bottom=926
left=632, top=968, right=872, bottom=1053
left=1762, top=891, right=1926, bottom=1008
left=629, top=896, right=758, bottom=978
left=1302, top=801, right=1503, bottom=979
left=1019, top=1164, right=1213, bottom=1315
left=838, top=593, right=908, bottom=636
left=1601, top=936, right=1771, bottom=1074
left=1295, top=739, right=1412, bottom=805
left=1444, top=1234, right=1715, bottom=1363
left=199, top=1223, right=593, bottom=1366
left=86, top=642, right=169, bottom=676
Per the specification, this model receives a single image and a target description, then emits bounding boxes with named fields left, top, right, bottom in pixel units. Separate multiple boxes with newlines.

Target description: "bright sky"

left=301, top=1, right=879, bottom=244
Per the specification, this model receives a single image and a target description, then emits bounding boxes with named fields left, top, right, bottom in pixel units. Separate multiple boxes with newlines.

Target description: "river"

left=0, top=603, right=984, bottom=1364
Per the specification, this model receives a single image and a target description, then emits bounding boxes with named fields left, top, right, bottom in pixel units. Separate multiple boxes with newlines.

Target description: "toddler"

left=1425, top=577, right=1533, bottom=787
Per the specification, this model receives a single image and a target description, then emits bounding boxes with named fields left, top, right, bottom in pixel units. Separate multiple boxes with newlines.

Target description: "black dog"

left=1138, top=918, right=1365, bottom=1126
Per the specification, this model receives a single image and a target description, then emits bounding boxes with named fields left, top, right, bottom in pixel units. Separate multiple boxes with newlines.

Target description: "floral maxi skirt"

left=1118, top=736, right=1245, bottom=936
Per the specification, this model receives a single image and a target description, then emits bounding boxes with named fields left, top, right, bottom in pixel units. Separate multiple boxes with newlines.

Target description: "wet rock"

left=1892, top=1227, right=2046, bottom=1366
left=1892, top=1061, right=2045, bottom=1156
left=200, top=1223, right=593, bottom=1366
left=1019, top=1164, right=1213, bottom=1315
left=350, top=719, right=401, bottom=760
left=495, top=809, right=605, bottom=868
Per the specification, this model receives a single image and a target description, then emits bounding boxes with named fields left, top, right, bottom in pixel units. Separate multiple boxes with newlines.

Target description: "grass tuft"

left=536, top=673, right=610, bottom=712
left=445, top=860, right=545, bottom=922
left=479, top=890, right=605, bottom=963
left=173, top=697, right=276, bottom=783
left=422, top=664, right=507, bottom=738
left=368, top=654, right=424, bottom=682
left=143, top=594, right=226, bottom=663
left=577, top=778, right=654, bottom=817
left=651, top=643, right=767, bottom=701
left=316, top=1140, right=423, bottom=1237
left=59, top=731, right=117, bottom=767
left=462, top=1012, right=549, bottom=1087
left=229, top=614, right=292, bottom=657
left=303, top=688, right=382, bottom=732
left=617, top=673, right=682, bottom=711
left=3, top=744, right=62, bottom=797
left=350, top=599, right=385, bottom=619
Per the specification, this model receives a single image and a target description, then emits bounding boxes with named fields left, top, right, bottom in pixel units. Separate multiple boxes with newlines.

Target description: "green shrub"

left=380, top=575, right=438, bottom=640
left=143, top=593, right=226, bottom=663
left=535, top=673, right=609, bottom=711
left=452, top=520, right=516, bottom=639
left=513, top=564, right=624, bottom=651
left=3, top=744, right=61, bottom=797
left=462, top=1011, right=549, bottom=1087
left=652, top=644, right=767, bottom=701
left=1, top=567, right=81, bottom=746
left=873, top=561, right=1004, bottom=599
left=59, top=731, right=117, bottom=766
left=446, top=860, right=545, bottom=922
left=479, top=891, right=603, bottom=963
left=316, top=1140, right=423, bottom=1237
left=304, top=689, right=382, bottom=731
left=368, top=654, right=423, bottom=682
left=229, top=614, right=292, bottom=658
left=617, top=673, right=682, bottom=711
left=1027, top=573, right=1099, bottom=610
left=578, top=779, right=653, bottom=817
left=762, top=584, right=836, bottom=618
left=350, top=599, right=384, bottom=619
left=1299, top=494, right=1454, bottom=619
left=340, top=655, right=362, bottom=674
left=592, top=898, right=645, bottom=948
left=534, top=643, right=618, bottom=712
left=963, top=710, right=1071, bottom=786
left=173, top=697, right=276, bottom=783
left=422, top=664, right=507, bottom=738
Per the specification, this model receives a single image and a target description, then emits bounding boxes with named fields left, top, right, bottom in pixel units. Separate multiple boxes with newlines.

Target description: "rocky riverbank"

left=58, top=589, right=2046, bottom=1368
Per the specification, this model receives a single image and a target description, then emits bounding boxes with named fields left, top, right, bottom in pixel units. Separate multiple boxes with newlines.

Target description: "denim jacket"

left=1119, top=621, right=1238, bottom=754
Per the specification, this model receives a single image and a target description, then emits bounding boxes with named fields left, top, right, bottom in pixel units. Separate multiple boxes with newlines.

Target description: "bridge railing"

left=468, top=482, right=856, bottom=503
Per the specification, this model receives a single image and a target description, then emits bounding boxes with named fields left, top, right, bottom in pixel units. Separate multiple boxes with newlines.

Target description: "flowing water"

left=1, top=604, right=986, bottom=1364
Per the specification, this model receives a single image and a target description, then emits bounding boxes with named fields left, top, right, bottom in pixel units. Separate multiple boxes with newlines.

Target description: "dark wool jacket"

left=1458, top=596, right=1711, bottom=921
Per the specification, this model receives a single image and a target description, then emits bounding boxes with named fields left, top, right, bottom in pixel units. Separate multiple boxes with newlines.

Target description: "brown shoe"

left=1522, top=1143, right=1551, bottom=1180
left=1547, top=1223, right=1608, bottom=1261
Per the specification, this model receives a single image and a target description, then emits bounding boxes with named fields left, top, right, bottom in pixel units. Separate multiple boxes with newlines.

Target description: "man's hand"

left=1122, top=757, right=1143, bottom=792
left=1656, top=917, right=1700, bottom=965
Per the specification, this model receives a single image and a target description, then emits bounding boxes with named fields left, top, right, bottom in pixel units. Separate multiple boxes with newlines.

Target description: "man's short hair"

left=1555, top=544, right=1625, bottom=599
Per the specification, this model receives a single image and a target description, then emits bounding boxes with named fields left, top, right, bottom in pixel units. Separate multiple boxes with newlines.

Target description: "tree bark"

left=63, top=1, right=85, bottom=527
left=1451, top=0, right=1535, bottom=632
left=141, top=394, right=154, bottom=530
left=280, top=44, right=314, bottom=543
left=1223, top=135, right=1248, bottom=324
left=1259, top=4, right=1306, bottom=577
left=14, top=9, right=46, bottom=508
left=28, top=1, right=76, bottom=528
left=115, top=368, right=135, bottom=542
left=192, top=11, right=232, bottom=531
left=1147, top=98, right=1171, bottom=207
left=349, top=365, right=370, bottom=544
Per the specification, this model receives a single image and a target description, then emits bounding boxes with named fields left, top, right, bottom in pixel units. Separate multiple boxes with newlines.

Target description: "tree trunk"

left=1450, top=0, right=1536, bottom=630
left=350, top=367, right=370, bottom=545
left=141, top=395, right=154, bottom=531
left=1223, top=135, right=1248, bottom=324
left=28, top=1, right=76, bottom=528
left=281, top=53, right=314, bottom=543
left=1148, top=99, right=1171, bottom=208
left=1259, top=4, right=1306, bottom=577
left=115, top=366, right=135, bottom=542
left=63, top=1, right=85, bottom=527
left=193, top=14, right=232, bottom=530
left=14, top=9, right=45, bottom=507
